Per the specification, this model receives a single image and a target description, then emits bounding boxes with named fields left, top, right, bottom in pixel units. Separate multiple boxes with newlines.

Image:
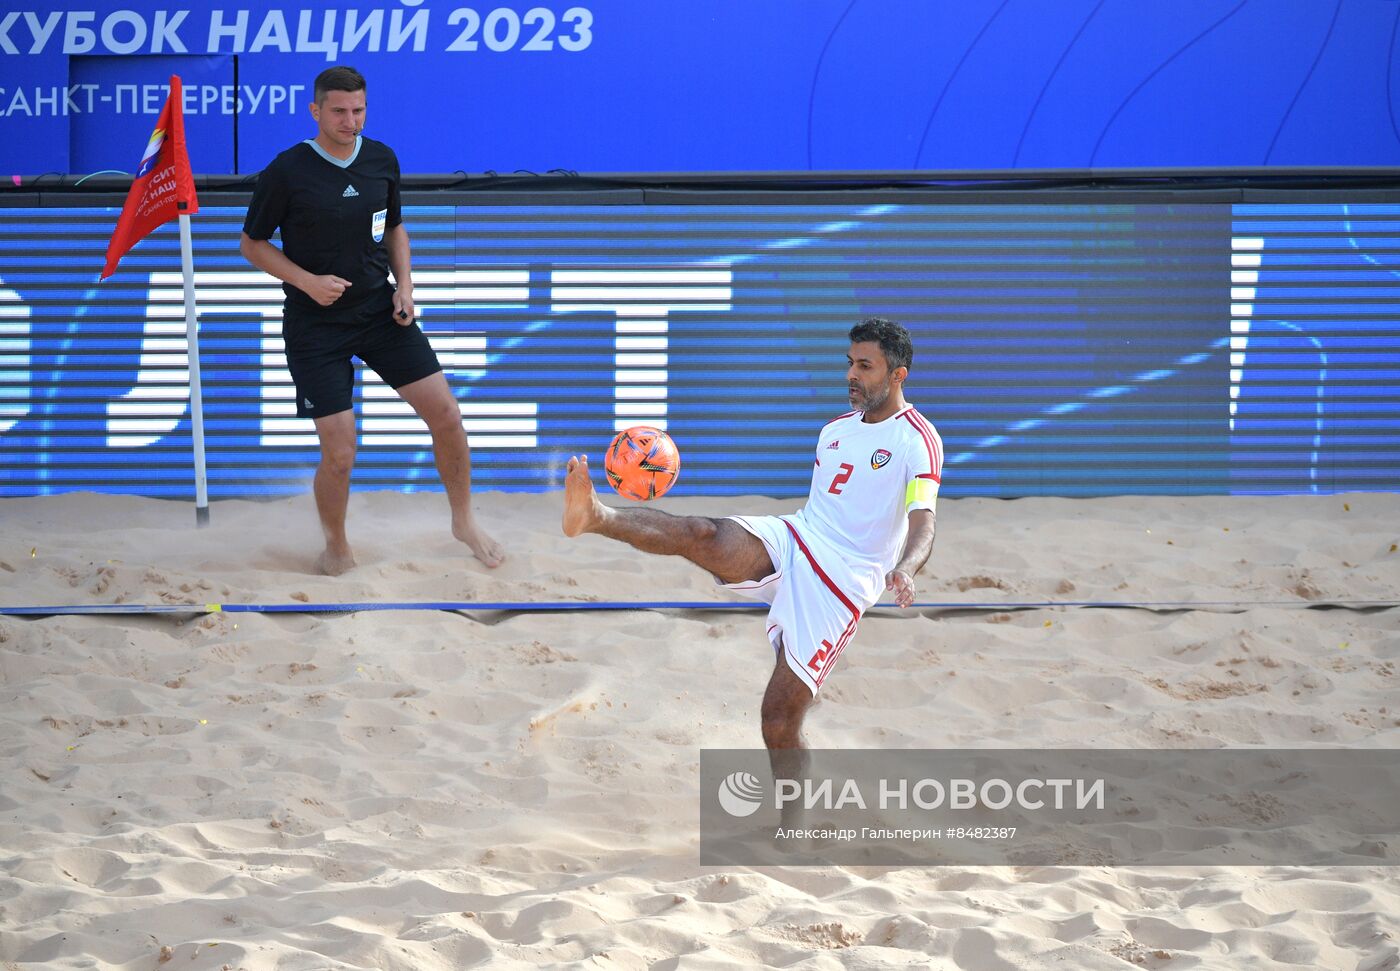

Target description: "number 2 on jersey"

left=828, top=462, right=855, bottom=495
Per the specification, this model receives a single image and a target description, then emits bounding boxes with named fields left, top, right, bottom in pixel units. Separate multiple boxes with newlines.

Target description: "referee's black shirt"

left=243, top=137, right=403, bottom=317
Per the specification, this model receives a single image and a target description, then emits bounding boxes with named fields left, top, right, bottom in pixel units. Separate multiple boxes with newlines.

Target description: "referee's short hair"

left=849, top=317, right=913, bottom=372
left=314, top=66, right=366, bottom=103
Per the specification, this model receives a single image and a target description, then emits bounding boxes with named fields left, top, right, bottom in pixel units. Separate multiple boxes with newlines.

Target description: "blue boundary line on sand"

left=0, top=599, right=1394, bottom=617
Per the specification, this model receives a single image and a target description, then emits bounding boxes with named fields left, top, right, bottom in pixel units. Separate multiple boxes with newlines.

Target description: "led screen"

left=1, top=201, right=1396, bottom=498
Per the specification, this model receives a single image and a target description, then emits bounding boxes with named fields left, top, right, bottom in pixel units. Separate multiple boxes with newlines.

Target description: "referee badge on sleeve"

left=371, top=208, right=387, bottom=242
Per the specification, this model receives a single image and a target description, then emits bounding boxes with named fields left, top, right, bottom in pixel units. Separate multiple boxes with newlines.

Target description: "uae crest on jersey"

left=871, top=448, right=892, bottom=470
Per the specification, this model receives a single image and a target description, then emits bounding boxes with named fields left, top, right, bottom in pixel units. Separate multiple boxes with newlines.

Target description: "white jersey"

left=723, top=404, right=943, bottom=694
left=788, top=405, right=942, bottom=601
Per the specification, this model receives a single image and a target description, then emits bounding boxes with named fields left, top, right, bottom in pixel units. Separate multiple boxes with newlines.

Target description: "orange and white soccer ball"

left=604, top=425, right=681, bottom=500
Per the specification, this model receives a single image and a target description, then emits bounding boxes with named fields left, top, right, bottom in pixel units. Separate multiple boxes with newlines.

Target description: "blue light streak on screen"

left=1, top=202, right=1398, bottom=500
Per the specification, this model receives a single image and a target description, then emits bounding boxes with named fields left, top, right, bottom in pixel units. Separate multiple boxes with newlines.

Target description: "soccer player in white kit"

left=562, top=317, right=940, bottom=756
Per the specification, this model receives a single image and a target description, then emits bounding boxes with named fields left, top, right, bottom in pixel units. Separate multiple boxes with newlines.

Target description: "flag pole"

left=101, top=73, right=206, bottom=525
left=177, top=205, right=209, bottom=527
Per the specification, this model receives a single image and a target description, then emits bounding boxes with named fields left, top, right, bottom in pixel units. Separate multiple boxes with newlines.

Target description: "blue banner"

left=1, top=2, right=1397, bottom=176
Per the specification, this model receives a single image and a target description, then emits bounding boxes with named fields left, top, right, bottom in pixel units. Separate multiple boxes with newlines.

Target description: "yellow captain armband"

left=905, top=477, right=938, bottom=509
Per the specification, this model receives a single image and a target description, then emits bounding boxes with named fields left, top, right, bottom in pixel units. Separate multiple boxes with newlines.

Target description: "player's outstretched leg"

left=562, top=454, right=614, bottom=538
left=562, top=455, right=773, bottom=584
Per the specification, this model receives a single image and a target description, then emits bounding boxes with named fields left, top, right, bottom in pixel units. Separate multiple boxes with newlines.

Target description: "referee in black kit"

left=240, top=65, right=503, bottom=575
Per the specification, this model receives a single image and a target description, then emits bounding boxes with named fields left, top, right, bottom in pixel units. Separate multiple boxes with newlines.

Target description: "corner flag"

left=101, top=75, right=199, bottom=279
left=99, top=75, right=211, bottom=527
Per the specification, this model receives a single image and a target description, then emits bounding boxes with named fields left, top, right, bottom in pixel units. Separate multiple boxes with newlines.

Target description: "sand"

left=1, top=488, right=1397, bottom=969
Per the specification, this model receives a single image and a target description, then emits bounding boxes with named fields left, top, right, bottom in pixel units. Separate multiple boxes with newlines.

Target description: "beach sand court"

left=1, top=490, right=1397, bottom=969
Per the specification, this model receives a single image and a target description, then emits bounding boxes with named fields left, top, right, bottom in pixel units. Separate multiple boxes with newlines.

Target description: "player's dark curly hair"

left=314, top=66, right=366, bottom=104
left=849, top=317, right=913, bottom=372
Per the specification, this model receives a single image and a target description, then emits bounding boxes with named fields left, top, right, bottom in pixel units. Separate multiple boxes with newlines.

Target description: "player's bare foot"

left=453, top=517, right=504, bottom=568
left=562, top=455, right=609, bottom=537
left=316, top=545, right=356, bottom=576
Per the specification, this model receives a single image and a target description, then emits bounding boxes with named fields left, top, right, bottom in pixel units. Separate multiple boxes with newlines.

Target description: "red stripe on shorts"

left=782, top=522, right=863, bottom=687
left=783, top=522, right=860, bottom=618
left=815, top=613, right=860, bottom=688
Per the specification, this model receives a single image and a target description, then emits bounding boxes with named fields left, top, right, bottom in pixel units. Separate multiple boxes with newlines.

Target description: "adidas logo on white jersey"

left=342, top=184, right=359, bottom=198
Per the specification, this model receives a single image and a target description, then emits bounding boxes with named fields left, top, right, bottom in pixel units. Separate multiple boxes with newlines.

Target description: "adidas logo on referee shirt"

left=342, top=184, right=358, bottom=198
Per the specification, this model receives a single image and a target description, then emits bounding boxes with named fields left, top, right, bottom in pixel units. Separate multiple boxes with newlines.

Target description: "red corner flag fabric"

left=100, top=75, right=199, bottom=280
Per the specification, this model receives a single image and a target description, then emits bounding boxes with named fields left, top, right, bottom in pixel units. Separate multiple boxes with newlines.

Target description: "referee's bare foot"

left=562, top=455, right=609, bottom=537
left=453, top=517, right=504, bottom=568
left=316, top=545, right=356, bottom=577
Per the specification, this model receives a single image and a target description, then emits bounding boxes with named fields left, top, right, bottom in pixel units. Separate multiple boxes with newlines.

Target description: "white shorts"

left=721, top=514, right=872, bottom=695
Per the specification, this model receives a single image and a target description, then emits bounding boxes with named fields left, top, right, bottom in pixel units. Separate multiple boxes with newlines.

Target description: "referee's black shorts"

left=281, top=291, right=441, bottom=419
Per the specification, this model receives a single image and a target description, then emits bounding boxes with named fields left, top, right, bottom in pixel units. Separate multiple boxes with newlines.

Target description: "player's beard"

left=848, top=377, right=890, bottom=413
